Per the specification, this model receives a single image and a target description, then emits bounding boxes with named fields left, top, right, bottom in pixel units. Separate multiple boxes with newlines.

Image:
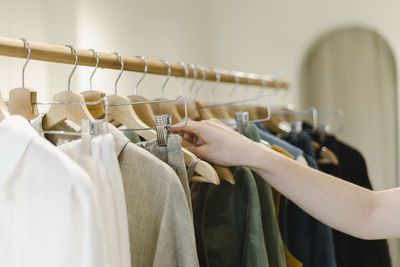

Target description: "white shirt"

left=0, top=115, right=107, bottom=267
left=58, top=133, right=131, bottom=267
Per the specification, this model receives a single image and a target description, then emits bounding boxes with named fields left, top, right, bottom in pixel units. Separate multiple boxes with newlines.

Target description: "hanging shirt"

left=190, top=182, right=212, bottom=267
left=255, top=123, right=303, bottom=160
left=310, top=132, right=392, bottom=267
left=204, top=166, right=270, bottom=267
left=244, top=124, right=290, bottom=267
left=281, top=132, right=337, bottom=267
left=0, top=115, right=106, bottom=267
left=108, top=126, right=199, bottom=267
left=58, top=133, right=131, bottom=267
left=137, top=134, right=193, bottom=214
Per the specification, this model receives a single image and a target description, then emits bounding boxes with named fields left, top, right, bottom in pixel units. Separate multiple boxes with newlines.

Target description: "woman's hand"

left=171, top=119, right=265, bottom=167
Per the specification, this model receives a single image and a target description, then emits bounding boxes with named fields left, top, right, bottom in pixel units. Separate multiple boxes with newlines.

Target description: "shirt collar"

left=0, top=115, right=39, bottom=183
left=106, top=124, right=130, bottom=156
left=32, top=114, right=129, bottom=157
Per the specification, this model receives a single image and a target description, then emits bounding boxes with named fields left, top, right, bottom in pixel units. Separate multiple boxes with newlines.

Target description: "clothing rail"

left=0, top=37, right=289, bottom=89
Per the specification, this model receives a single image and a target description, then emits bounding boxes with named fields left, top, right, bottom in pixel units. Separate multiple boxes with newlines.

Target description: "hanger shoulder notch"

left=8, top=87, right=39, bottom=120
left=42, top=91, right=95, bottom=130
left=81, top=90, right=106, bottom=119
left=128, top=95, right=156, bottom=127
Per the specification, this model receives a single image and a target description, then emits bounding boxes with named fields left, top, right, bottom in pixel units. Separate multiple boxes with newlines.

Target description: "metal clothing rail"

left=0, top=37, right=289, bottom=89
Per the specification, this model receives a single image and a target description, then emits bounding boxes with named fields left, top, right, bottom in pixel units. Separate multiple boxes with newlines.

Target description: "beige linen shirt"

left=110, top=126, right=199, bottom=267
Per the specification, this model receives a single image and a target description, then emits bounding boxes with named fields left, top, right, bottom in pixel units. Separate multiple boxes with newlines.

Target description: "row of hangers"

left=0, top=38, right=342, bottom=185
left=0, top=39, right=231, bottom=185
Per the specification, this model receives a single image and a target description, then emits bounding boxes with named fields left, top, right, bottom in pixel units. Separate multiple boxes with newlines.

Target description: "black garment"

left=190, top=182, right=211, bottom=267
left=279, top=132, right=337, bottom=267
left=310, top=133, right=392, bottom=267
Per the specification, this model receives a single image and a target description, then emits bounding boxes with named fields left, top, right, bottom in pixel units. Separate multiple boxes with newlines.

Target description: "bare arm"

left=172, top=119, right=400, bottom=240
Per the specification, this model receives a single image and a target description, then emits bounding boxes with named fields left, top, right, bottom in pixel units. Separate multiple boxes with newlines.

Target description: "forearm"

left=243, top=143, right=378, bottom=239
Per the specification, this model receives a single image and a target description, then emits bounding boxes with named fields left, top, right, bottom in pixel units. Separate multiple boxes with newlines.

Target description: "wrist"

left=238, top=141, right=274, bottom=172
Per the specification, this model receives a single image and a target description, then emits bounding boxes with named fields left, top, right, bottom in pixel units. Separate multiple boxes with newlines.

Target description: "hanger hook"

left=113, top=52, right=124, bottom=95
left=188, top=64, right=198, bottom=97
left=228, top=71, right=240, bottom=97
left=179, top=62, right=189, bottom=96
left=208, top=67, right=220, bottom=103
left=194, top=64, right=206, bottom=100
left=134, top=56, right=147, bottom=96
left=160, top=59, right=171, bottom=98
left=20, top=38, right=31, bottom=88
left=212, top=67, right=221, bottom=89
left=260, top=76, right=268, bottom=88
left=65, top=44, right=78, bottom=92
left=89, top=49, right=99, bottom=91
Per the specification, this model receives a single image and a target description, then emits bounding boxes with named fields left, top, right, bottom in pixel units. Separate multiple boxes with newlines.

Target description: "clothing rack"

left=0, top=37, right=289, bottom=89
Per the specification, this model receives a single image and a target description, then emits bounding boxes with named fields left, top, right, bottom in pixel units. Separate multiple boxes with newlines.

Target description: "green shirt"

left=245, top=123, right=287, bottom=267
left=204, top=166, right=270, bottom=267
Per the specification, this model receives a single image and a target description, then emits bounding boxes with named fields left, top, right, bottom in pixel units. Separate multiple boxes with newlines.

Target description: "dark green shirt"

left=204, top=166, right=270, bottom=267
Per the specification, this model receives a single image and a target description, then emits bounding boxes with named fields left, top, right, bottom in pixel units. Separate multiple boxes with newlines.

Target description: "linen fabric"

left=110, top=126, right=199, bottom=267
left=58, top=133, right=131, bottom=267
left=0, top=115, right=106, bottom=267
left=137, top=134, right=193, bottom=214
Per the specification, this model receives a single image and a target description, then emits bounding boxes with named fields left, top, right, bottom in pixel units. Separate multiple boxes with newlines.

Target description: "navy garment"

left=279, top=132, right=337, bottom=267
left=310, top=133, right=392, bottom=267
left=255, top=123, right=303, bottom=160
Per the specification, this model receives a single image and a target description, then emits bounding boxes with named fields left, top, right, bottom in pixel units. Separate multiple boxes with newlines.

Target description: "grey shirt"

left=137, top=134, right=193, bottom=214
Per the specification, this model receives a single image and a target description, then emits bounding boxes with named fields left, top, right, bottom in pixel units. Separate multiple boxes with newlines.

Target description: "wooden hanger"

left=194, top=100, right=213, bottom=120
left=81, top=49, right=105, bottom=119
left=189, top=66, right=216, bottom=121
left=192, top=102, right=235, bottom=184
left=228, top=104, right=244, bottom=118
left=146, top=60, right=182, bottom=124
left=42, top=45, right=95, bottom=130
left=0, top=92, right=9, bottom=121
left=128, top=95, right=156, bottom=127
left=311, top=140, right=339, bottom=166
left=8, top=87, right=38, bottom=120
left=108, top=54, right=220, bottom=185
left=8, top=39, right=39, bottom=120
left=187, top=66, right=236, bottom=184
left=108, top=94, right=219, bottom=184
left=259, top=105, right=287, bottom=134
left=126, top=56, right=157, bottom=127
left=175, top=64, right=200, bottom=120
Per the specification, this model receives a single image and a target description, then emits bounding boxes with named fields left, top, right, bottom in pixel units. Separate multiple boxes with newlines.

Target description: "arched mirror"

left=300, top=26, right=399, bottom=264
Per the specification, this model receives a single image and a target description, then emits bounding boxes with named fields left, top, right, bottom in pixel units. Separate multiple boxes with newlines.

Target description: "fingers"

left=170, top=120, right=201, bottom=136
left=182, top=133, right=197, bottom=143
left=185, top=144, right=209, bottom=160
